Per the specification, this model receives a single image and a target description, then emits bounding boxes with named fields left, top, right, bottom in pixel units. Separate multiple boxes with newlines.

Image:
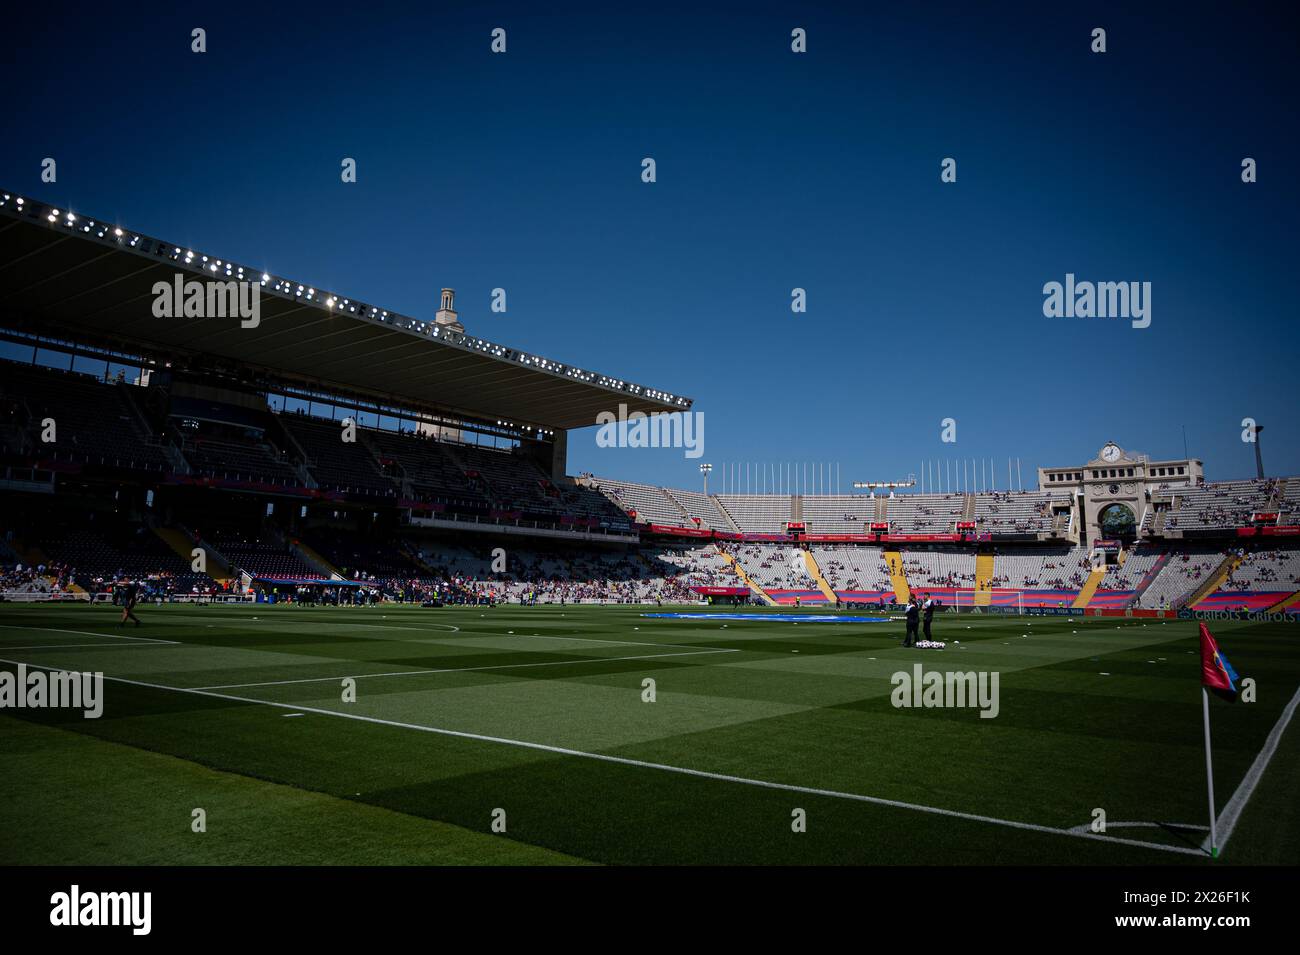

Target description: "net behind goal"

left=948, top=589, right=1028, bottom=614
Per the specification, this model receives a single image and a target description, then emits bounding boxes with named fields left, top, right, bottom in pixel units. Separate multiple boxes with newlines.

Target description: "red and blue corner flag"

left=1200, top=622, right=1239, bottom=702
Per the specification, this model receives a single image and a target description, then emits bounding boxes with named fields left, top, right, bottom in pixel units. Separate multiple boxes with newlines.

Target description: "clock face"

left=1101, top=444, right=1121, bottom=462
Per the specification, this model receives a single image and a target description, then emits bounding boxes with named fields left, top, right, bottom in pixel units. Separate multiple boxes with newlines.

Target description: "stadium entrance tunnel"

left=1099, top=502, right=1138, bottom=542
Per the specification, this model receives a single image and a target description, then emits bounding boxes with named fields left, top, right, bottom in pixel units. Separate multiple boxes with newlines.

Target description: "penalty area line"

left=0, top=655, right=1202, bottom=859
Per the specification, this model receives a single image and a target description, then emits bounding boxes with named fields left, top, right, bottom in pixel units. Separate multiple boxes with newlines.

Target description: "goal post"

left=949, top=588, right=1025, bottom=615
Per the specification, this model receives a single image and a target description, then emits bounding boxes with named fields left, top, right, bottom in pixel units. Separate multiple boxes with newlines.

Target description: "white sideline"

left=0, top=642, right=177, bottom=651
left=0, top=624, right=179, bottom=645
left=0, top=655, right=1207, bottom=858
left=191, top=647, right=740, bottom=690
left=1202, top=682, right=1300, bottom=855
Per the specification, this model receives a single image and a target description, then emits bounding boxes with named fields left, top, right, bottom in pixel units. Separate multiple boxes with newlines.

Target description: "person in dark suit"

left=922, top=594, right=936, bottom=642
left=903, top=596, right=919, bottom=647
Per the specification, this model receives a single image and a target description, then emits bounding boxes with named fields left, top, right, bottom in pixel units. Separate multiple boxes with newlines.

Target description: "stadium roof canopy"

left=0, top=190, right=692, bottom=431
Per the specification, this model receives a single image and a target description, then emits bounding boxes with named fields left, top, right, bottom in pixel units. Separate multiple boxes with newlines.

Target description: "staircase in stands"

left=1071, top=565, right=1107, bottom=609
left=883, top=548, right=910, bottom=602
left=1183, top=553, right=1245, bottom=610
left=717, top=548, right=776, bottom=606
left=1125, top=553, right=1169, bottom=609
left=974, top=552, right=995, bottom=606
left=802, top=548, right=838, bottom=603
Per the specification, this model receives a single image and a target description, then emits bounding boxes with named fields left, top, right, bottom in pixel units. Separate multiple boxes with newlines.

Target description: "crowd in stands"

left=407, top=541, right=732, bottom=603
left=730, top=543, right=816, bottom=590
left=1135, top=547, right=1225, bottom=609
left=903, top=548, right=977, bottom=587
left=0, top=562, right=76, bottom=595
left=1219, top=548, right=1300, bottom=592
left=988, top=546, right=1091, bottom=590
left=974, top=491, right=1057, bottom=533
left=810, top=545, right=892, bottom=591
left=1166, top=479, right=1280, bottom=530
left=1098, top=547, right=1161, bottom=591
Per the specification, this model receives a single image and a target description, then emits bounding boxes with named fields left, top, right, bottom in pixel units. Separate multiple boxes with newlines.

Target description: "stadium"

left=1, top=185, right=1296, bottom=875
left=0, top=7, right=1296, bottom=933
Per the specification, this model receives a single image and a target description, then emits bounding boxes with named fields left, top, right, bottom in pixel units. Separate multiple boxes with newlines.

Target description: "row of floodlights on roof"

left=3, top=192, right=690, bottom=408
left=2, top=194, right=148, bottom=249
left=496, top=420, right=556, bottom=436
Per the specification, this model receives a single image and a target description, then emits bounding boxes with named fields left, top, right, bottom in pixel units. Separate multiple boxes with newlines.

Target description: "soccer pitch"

left=1, top=603, right=1296, bottom=866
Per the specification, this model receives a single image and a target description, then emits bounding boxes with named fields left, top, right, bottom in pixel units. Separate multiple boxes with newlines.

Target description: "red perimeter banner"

left=1236, top=525, right=1300, bottom=537
left=690, top=586, right=750, bottom=595
left=648, top=524, right=713, bottom=538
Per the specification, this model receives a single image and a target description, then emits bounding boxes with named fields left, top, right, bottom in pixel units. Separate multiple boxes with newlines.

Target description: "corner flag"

left=1200, top=622, right=1239, bottom=702
left=1198, top=622, right=1240, bottom=858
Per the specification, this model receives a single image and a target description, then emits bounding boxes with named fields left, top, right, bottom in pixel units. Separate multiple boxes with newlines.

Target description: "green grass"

left=0, top=602, right=1296, bottom=865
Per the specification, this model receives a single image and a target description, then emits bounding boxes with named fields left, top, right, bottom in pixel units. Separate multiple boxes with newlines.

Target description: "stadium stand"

left=810, top=543, right=892, bottom=594
left=207, top=529, right=322, bottom=580
left=902, top=547, right=978, bottom=588
left=0, top=361, right=170, bottom=472
left=406, top=540, right=735, bottom=603
left=179, top=431, right=301, bottom=485
left=716, top=495, right=793, bottom=534
left=31, top=525, right=210, bottom=594
left=663, top=488, right=733, bottom=531
left=302, top=529, right=428, bottom=582
left=731, top=543, right=817, bottom=591
left=592, top=478, right=691, bottom=527
left=885, top=493, right=964, bottom=533
left=973, top=491, right=1062, bottom=534
left=1279, top=480, right=1300, bottom=526
left=1195, top=547, right=1300, bottom=610
left=989, top=544, right=1089, bottom=589
left=1135, top=546, right=1230, bottom=609
left=6, top=192, right=1300, bottom=616
left=279, top=414, right=399, bottom=498
left=801, top=495, right=872, bottom=534
left=365, top=428, right=492, bottom=508
left=1164, top=479, right=1279, bottom=531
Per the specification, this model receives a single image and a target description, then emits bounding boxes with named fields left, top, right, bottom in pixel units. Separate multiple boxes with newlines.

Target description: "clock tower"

left=1037, top=444, right=1204, bottom=545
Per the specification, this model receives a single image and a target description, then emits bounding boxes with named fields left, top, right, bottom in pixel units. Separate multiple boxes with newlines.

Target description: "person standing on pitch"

left=903, top=595, right=919, bottom=647
left=922, top=593, right=935, bottom=642
left=119, top=578, right=142, bottom=627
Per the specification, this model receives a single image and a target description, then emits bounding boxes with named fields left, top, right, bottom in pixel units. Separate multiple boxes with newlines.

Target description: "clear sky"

left=3, top=1, right=1295, bottom=492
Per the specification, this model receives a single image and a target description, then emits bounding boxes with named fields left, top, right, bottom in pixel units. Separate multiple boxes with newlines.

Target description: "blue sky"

left=3, top=1, right=1295, bottom=492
